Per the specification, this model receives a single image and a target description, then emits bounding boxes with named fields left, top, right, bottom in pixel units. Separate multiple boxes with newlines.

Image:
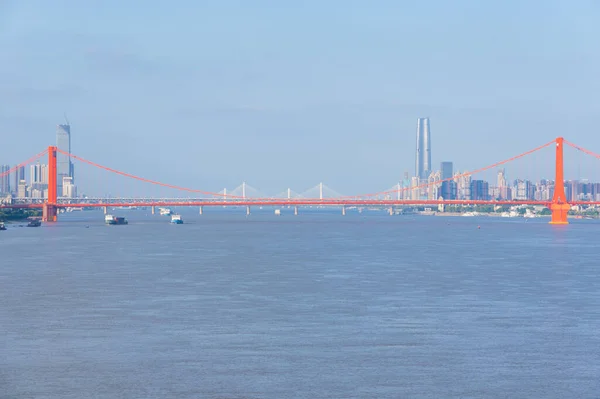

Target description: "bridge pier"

left=103, top=206, right=108, bottom=215
left=42, top=203, right=57, bottom=222
left=246, top=206, right=250, bottom=216
left=550, top=203, right=570, bottom=225
left=388, top=207, right=393, bottom=216
left=151, top=206, right=155, bottom=215
left=199, top=206, right=203, bottom=215
left=294, top=206, right=298, bottom=216
left=342, top=206, right=346, bottom=216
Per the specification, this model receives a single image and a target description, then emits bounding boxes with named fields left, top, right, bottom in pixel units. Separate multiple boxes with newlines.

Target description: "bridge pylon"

left=43, top=146, right=58, bottom=222
left=549, top=137, right=569, bottom=225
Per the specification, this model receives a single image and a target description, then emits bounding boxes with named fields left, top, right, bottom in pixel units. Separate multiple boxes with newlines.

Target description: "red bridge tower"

left=42, top=146, right=58, bottom=222
left=550, top=137, right=569, bottom=225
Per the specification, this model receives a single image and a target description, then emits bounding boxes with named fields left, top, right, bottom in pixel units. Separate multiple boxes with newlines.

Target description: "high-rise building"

left=56, top=123, right=74, bottom=196
left=440, top=161, right=453, bottom=180
left=513, top=179, right=534, bottom=200
left=440, top=180, right=457, bottom=200
left=29, top=162, right=48, bottom=198
left=415, top=117, right=432, bottom=180
left=13, top=166, right=24, bottom=194
left=455, top=171, right=471, bottom=200
left=17, top=179, right=27, bottom=198
left=30, top=162, right=48, bottom=184
left=40, top=164, right=48, bottom=184
left=62, top=176, right=77, bottom=198
left=470, top=180, right=489, bottom=200
left=0, top=164, right=10, bottom=194
left=427, top=170, right=442, bottom=200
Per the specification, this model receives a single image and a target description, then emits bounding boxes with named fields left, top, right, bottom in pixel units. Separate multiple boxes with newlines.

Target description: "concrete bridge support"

left=42, top=203, right=57, bottom=222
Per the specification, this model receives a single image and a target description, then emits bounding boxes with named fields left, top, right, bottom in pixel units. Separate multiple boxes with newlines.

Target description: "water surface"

left=1, top=210, right=599, bottom=398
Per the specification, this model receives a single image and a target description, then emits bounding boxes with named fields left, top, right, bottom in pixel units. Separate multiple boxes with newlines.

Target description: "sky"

left=1, top=0, right=600, bottom=196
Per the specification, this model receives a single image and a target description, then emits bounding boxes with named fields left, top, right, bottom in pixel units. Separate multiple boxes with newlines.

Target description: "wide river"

left=1, top=209, right=599, bottom=398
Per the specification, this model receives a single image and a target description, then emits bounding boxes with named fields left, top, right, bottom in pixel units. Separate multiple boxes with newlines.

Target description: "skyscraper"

left=56, top=124, right=74, bottom=196
left=13, top=166, right=24, bottom=193
left=0, top=164, right=10, bottom=194
left=30, top=162, right=42, bottom=184
left=440, top=161, right=453, bottom=180
left=415, top=117, right=431, bottom=180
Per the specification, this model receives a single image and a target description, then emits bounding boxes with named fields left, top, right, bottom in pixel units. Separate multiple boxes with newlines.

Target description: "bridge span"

left=2, top=137, right=599, bottom=225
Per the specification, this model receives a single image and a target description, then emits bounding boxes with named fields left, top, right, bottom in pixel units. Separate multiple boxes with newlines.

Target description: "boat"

left=170, top=214, right=183, bottom=224
left=0, top=222, right=6, bottom=231
left=105, top=214, right=128, bottom=225
left=27, top=219, right=42, bottom=227
left=159, top=207, right=172, bottom=216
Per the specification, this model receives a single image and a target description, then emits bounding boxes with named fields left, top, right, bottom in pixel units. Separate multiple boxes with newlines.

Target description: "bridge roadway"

left=1, top=199, right=596, bottom=209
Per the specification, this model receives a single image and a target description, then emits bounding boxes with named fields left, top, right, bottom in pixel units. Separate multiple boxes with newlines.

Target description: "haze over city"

left=1, top=0, right=600, bottom=195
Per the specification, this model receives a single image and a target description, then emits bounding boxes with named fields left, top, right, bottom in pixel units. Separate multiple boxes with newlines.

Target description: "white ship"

left=105, top=214, right=128, bottom=225
left=159, top=207, right=172, bottom=216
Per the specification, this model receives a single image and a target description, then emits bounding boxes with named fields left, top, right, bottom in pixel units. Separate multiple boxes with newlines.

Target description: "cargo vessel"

left=27, top=219, right=42, bottom=227
left=105, top=215, right=128, bottom=225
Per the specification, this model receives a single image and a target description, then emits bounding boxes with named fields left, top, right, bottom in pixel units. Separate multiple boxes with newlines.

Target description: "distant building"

left=513, top=179, right=534, bottom=200
left=401, top=172, right=411, bottom=200
left=30, top=162, right=48, bottom=184
left=497, top=169, right=508, bottom=199
left=440, top=180, right=457, bottom=200
left=440, top=161, right=453, bottom=180
left=455, top=171, right=471, bottom=200
left=62, top=176, right=77, bottom=198
left=534, top=180, right=553, bottom=201
left=13, top=166, right=24, bottom=194
left=410, top=176, right=420, bottom=200
left=427, top=170, right=442, bottom=200
left=56, top=124, right=74, bottom=196
left=0, top=164, right=10, bottom=193
left=470, top=179, right=489, bottom=200
left=415, top=118, right=431, bottom=180
left=17, top=179, right=27, bottom=198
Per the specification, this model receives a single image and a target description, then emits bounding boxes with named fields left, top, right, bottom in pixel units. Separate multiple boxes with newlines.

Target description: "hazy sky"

left=1, top=0, right=599, bottom=196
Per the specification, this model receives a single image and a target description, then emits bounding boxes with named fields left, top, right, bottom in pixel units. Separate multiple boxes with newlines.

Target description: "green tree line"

left=0, top=209, right=42, bottom=221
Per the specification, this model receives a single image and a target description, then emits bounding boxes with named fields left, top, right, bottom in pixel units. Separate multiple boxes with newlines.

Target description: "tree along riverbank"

left=0, top=209, right=42, bottom=222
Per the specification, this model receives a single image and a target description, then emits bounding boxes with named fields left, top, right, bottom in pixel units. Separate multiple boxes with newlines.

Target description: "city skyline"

left=1, top=116, right=599, bottom=200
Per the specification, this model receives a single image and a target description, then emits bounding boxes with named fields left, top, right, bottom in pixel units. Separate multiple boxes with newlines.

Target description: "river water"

left=1, top=210, right=599, bottom=398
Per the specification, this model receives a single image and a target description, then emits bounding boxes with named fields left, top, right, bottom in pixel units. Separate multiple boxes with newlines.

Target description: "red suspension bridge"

left=1, top=137, right=600, bottom=225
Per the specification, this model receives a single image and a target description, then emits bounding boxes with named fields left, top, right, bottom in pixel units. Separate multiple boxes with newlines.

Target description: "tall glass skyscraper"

left=56, top=124, right=74, bottom=196
left=415, top=117, right=431, bottom=180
